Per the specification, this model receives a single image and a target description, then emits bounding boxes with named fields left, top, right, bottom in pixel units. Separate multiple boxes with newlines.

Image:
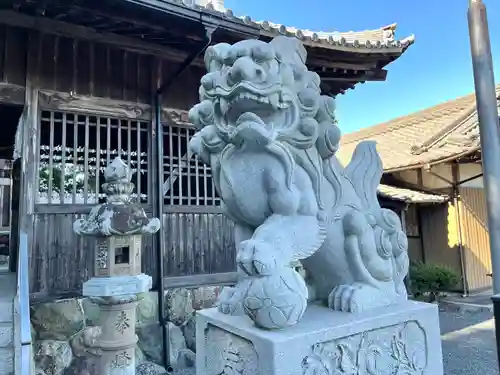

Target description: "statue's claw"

left=237, top=239, right=279, bottom=276
left=216, top=287, right=241, bottom=315
left=328, top=283, right=391, bottom=313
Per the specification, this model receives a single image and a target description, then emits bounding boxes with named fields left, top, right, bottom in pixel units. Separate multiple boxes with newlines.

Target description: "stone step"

left=0, top=273, right=16, bottom=375
left=0, top=313, right=13, bottom=375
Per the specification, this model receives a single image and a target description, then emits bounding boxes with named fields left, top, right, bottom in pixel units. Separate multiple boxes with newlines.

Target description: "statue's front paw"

left=237, top=239, right=279, bottom=276
left=328, top=283, right=392, bottom=313
left=216, top=287, right=242, bottom=315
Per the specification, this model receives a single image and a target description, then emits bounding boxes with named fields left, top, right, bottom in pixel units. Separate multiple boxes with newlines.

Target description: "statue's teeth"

left=220, top=98, right=229, bottom=115
left=269, top=93, right=279, bottom=108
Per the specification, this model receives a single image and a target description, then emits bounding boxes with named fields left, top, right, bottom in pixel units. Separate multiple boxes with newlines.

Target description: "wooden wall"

left=30, top=212, right=235, bottom=299
left=458, top=187, right=492, bottom=293
left=419, top=202, right=464, bottom=292
left=0, top=23, right=237, bottom=300
left=0, top=25, right=28, bottom=105
left=0, top=24, right=205, bottom=108
left=417, top=188, right=493, bottom=294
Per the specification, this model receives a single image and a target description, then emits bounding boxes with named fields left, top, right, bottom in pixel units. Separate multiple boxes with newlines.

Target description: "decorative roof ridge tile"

left=166, top=0, right=415, bottom=50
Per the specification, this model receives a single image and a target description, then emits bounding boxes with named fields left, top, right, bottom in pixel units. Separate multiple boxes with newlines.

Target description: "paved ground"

left=440, top=305, right=497, bottom=375
left=441, top=290, right=493, bottom=312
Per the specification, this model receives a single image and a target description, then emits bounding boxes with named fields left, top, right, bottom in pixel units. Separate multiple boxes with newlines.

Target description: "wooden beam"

left=163, top=272, right=238, bottom=289
left=38, top=90, right=153, bottom=120
left=37, top=90, right=189, bottom=124
left=0, top=10, right=204, bottom=66
left=426, top=167, right=454, bottom=186
left=417, top=168, right=424, bottom=187
left=308, top=58, right=378, bottom=71
left=0, top=82, right=25, bottom=106
left=320, top=69, right=387, bottom=82
left=34, top=203, right=153, bottom=215
left=67, top=4, right=202, bottom=40
left=162, top=152, right=195, bottom=196
left=128, top=0, right=261, bottom=38
left=163, top=205, right=224, bottom=214
left=378, top=196, right=406, bottom=211
left=451, top=162, right=459, bottom=186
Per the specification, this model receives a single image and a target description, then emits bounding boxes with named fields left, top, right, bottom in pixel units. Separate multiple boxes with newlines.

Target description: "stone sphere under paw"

left=243, top=268, right=308, bottom=330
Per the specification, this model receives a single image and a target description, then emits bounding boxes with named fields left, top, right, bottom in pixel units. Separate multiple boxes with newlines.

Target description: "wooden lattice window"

left=162, top=124, right=220, bottom=207
left=37, top=111, right=149, bottom=205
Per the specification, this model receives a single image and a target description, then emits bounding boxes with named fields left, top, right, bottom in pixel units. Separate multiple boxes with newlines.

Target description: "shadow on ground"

left=440, top=306, right=497, bottom=375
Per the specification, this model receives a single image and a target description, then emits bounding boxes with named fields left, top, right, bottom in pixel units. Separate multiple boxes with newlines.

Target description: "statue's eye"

left=251, top=44, right=275, bottom=62
left=210, top=61, right=222, bottom=72
left=224, top=51, right=237, bottom=66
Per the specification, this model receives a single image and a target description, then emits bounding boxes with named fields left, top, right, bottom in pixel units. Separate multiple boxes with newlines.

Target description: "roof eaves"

left=377, top=184, right=449, bottom=204
left=124, top=0, right=261, bottom=37
left=166, top=1, right=415, bottom=52
left=383, top=147, right=481, bottom=173
left=235, top=16, right=415, bottom=52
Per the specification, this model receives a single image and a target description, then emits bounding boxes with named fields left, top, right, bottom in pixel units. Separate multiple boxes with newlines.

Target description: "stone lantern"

left=73, top=157, right=160, bottom=375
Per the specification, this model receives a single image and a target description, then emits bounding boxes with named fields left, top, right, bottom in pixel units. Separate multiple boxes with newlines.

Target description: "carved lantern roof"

left=73, top=158, right=160, bottom=237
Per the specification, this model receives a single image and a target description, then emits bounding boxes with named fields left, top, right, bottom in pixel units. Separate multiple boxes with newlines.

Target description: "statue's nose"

left=228, top=56, right=264, bottom=85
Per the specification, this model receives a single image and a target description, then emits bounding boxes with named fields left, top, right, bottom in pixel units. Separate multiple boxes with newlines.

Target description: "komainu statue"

left=188, top=36, right=409, bottom=330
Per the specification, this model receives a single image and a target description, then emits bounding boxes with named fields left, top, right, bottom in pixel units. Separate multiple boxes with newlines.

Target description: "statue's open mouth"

left=213, top=86, right=298, bottom=144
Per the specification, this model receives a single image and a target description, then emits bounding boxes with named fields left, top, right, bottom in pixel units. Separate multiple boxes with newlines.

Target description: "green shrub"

left=409, top=263, right=459, bottom=302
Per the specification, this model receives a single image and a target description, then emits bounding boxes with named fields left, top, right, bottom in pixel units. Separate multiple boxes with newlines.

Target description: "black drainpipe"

left=154, top=25, right=215, bottom=372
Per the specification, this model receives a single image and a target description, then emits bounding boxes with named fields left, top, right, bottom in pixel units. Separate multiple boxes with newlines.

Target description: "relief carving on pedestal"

left=302, top=321, right=427, bottom=375
left=204, top=324, right=258, bottom=375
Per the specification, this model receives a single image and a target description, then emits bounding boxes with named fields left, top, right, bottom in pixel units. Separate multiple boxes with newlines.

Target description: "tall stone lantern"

left=73, top=157, right=160, bottom=375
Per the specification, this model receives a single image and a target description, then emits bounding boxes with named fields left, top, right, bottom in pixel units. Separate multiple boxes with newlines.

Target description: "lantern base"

left=83, top=273, right=152, bottom=297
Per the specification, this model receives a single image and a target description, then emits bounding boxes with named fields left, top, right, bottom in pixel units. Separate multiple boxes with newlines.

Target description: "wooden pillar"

left=16, top=31, right=41, bottom=285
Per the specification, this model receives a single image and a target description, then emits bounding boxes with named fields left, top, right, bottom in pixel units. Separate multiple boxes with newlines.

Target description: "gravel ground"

left=171, top=306, right=498, bottom=375
left=440, top=306, right=497, bottom=375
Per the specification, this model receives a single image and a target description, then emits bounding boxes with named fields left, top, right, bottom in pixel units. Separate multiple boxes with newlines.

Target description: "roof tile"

left=378, top=184, right=448, bottom=204
left=337, top=86, right=500, bottom=171
left=169, top=0, right=414, bottom=52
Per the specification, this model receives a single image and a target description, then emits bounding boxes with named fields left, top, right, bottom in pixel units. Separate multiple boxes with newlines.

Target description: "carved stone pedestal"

left=196, top=301, right=443, bottom=375
left=93, top=295, right=139, bottom=375
left=83, top=274, right=152, bottom=375
left=83, top=274, right=152, bottom=296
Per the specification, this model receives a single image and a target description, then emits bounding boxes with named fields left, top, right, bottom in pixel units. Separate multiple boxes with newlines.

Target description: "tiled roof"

left=378, top=184, right=448, bottom=204
left=337, top=85, right=500, bottom=171
left=233, top=18, right=414, bottom=51
left=169, top=0, right=414, bottom=52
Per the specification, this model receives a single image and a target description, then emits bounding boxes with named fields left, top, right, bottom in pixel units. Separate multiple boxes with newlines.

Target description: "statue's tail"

left=345, top=141, right=410, bottom=299
left=344, top=141, right=382, bottom=213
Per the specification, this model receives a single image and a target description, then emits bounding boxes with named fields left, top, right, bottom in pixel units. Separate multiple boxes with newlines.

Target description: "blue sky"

left=224, top=0, right=500, bottom=133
